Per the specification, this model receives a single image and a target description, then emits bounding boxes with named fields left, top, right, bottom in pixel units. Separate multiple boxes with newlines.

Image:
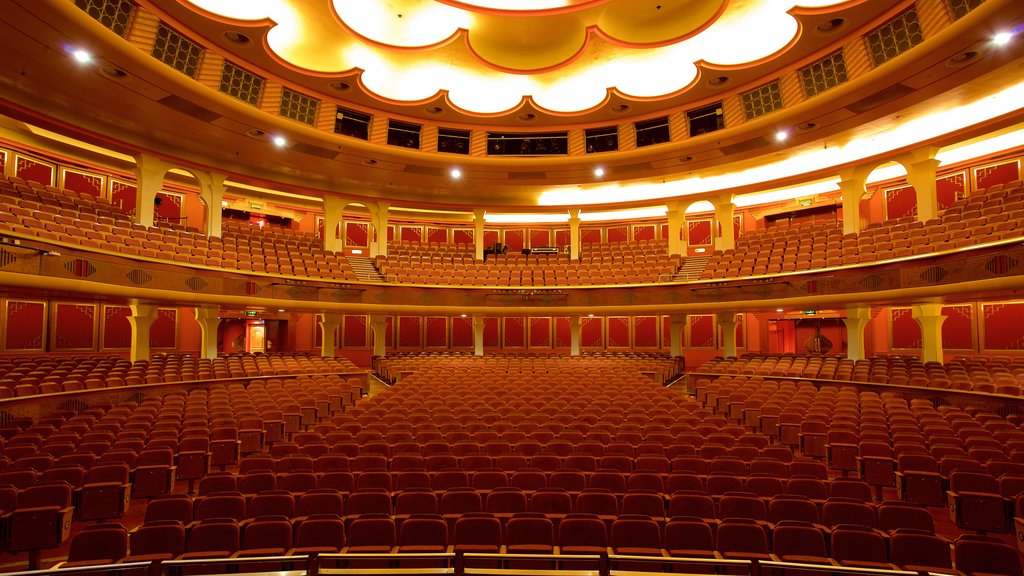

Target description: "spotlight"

left=72, top=49, right=92, bottom=64
left=272, top=135, right=287, bottom=147
left=587, top=313, right=594, bottom=317
left=594, top=167, right=605, bottom=177
left=450, top=168, right=462, bottom=179
left=461, top=314, right=467, bottom=318
left=776, top=308, right=784, bottom=313
left=277, top=309, right=286, bottom=313
left=993, top=31, right=1013, bottom=46
left=775, top=130, right=789, bottom=142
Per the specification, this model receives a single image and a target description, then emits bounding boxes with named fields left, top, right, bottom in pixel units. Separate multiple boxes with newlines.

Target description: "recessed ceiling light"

left=593, top=167, right=605, bottom=177
left=461, top=314, right=467, bottom=318
left=221, top=200, right=229, bottom=207
left=776, top=308, right=784, bottom=313
left=775, top=130, right=789, bottom=142
left=72, top=49, right=92, bottom=64
left=277, top=309, right=286, bottom=313
left=587, top=313, right=594, bottom=317
left=994, top=31, right=1013, bottom=46
left=450, top=168, right=462, bottom=179
left=272, top=135, right=287, bottom=147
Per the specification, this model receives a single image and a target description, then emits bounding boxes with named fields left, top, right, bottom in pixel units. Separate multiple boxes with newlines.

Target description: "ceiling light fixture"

left=594, top=167, right=605, bottom=177
left=994, top=31, right=1013, bottom=45
left=775, top=130, right=789, bottom=142
left=776, top=308, right=784, bottom=313
left=450, top=168, right=462, bottom=179
left=71, top=49, right=92, bottom=64
left=272, top=135, right=287, bottom=147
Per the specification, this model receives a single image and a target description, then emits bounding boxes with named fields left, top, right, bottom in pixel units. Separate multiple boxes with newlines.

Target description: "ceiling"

left=0, top=0, right=1022, bottom=209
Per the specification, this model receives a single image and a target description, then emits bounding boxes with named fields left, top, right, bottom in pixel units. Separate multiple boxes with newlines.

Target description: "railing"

left=7, top=552, right=936, bottom=576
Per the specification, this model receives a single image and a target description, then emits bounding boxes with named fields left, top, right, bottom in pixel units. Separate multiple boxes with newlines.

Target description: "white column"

left=472, top=315, right=485, bottom=356
left=569, top=316, right=582, bottom=357
left=666, top=204, right=686, bottom=257
left=906, top=158, right=942, bottom=223
left=127, top=303, right=157, bottom=363
left=474, top=210, right=486, bottom=262
left=318, top=313, right=342, bottom=357
left=369, top=202, right=389, bottom=258
left=912, top=304, right=947, bottom=364
left=669, top=314, right=687, bottom=357
left=717, top=313, right=738, bottom=358
left=714, top=200, right=735, bottom=251
left=843, top=306, right=871, bottom=361
left=194, top=306, right=221, bottom=360
left=569, top=209, right=581, bottom=261
left=133, top=154, right=174, bottom=228
left=839, top=178, right=867, bottom=235
left=196, top=172, right=226, bottom=238
left=322, top=197, right=344, bottom=253
left=369, top=315, right=387, bottom=357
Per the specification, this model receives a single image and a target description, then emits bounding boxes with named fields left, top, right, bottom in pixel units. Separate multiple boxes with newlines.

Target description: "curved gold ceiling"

left=183, top=0, right=848, bottom=114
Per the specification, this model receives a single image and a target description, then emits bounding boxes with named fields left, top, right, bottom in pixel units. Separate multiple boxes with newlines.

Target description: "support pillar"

left=473, top=210, right=485, bottom=262
left=666, top=203, right=686, bottom=257
left=569, top=316, right=582, bottom=357
left=322, top=197, right=344, bottom=253
left=843, top=306, right=872, bottom=361
left=912, top=304, right=947, bottom=364
left=713, top=199, right=735, bottom=251
left=668, top=314, right=687, bottom=357
left=194, top=306, right=221, bottom=360
left=906, top=158, right=942, bottom=223
left=569, top=209, right=581, bottom=261
left=133, top=154, right=174, bottom=228
left=369, top=315, right=387, bottom=357
left=472, top=315, right=485, bottom=356
left=838, top=177, right=867, bottom=235
left=717, top=313, right=738, bottom=358
left=318, top=313, right=341, bottom=357
left=369, top=202, right=389, bottom=258
left=127, top=303, right=157, bottom=363
left=3, top=154, right=16, bottom=177
left=194, top=172, right=226, bottom=238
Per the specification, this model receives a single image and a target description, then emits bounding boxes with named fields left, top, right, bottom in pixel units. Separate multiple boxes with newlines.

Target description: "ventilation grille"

left=280, top=88, right=319, bottom=126
left=948, top=0, right=984, bottom=20
left=866, top=8, right=924, bottom=67
left=152, top=23, right=202, bottom=78
left=800, top=50, right=848, bottom=98
left=74, top=0, right=134, bottom=37
left=741, top=80, right=784, bottom=120
left=220, top=62, right=264, bottom=106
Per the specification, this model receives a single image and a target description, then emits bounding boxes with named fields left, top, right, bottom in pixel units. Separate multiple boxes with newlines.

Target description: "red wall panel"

left=110, top=180, right=137, bottom=215
left=343, top=315, right=367, bottom=348
left=427, top=227, right=448, bottom=244
left=62, top=170, right=104, bottom=198
left=483, top=318, right=499, bottom=347
left=581, top=317, right=603, bottom=348
left=530, top=229, right=550, bottom=248
left=425, top=317, right=448, bottom=347
left=607, top=226, right=628, bottom=243
left=385, top=316, right=394, bottom=347
left=633, top=224, right=656, bottom=241
left=453, top=229, right=473, bottom=245
left=555, top=229, right=570, bottom=247
left=607, top=317, right=630, bottom=348
left=942, top=305, right=973, bottom=350
left=345, top=222, right=369, bottom=247
left=0, top=150, right=6, bottom=174
left=735, top=314, right=745, bottom=348
left=484, top=230, right=500, bottom=247
left=151, top=308, right=177, bottom=349
left=937, top=172, right=964, bottom=210
left=554, top=317, right=570, bottom=347
left=53, top=303, right=96, bottom=351
left=4, top=300, right=45, bottom=351
left=504, top=317, right=526, bottom=348
left=634, top=316, right=658, bottom=348
left=662, top=316, right=673, bottom=350
left=983, top=302, right=1024, bottom=350
left=580, top=228, right=602, bottom=244
left=387, top=225, right=395, bottom=242
left=891, top=308, right=921, bottom=349
left=15, top=155, right=54, bottom=186
left=688, top=220, right=712, bottom=246
left=452, top=317, right=473, bottom=347
left=688, top=315, right=715, bottom=348
left=885, top=186, right=916, bottom=220
left=529, top=317, right=551, bottom=348
left=975, top=160, right=1020, bottom=191
left=102, top=305, right=132, bottom=349
left=504, top=230, right=525, bottom=252
left=398, top=316, right=422, bottom=348
left=400, top=226, right=423, bottom=243
left=155, top=192, right=183, bottom=221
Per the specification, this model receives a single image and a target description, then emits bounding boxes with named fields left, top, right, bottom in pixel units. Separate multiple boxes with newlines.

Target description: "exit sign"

left=244, top=310, right=258, bottom=317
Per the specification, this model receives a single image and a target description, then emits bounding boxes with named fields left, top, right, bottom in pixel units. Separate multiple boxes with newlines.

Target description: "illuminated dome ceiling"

left=165, top=0, right=897, bottom=123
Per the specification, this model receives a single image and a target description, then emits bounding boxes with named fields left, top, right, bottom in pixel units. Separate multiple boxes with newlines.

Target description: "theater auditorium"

left=0, top=0, right=1023, bottom=573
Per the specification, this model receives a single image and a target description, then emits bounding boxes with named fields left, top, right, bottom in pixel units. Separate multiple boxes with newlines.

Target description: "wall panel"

left=581, top=317, right=603, bottom=348
left=885, top=186, right=916, bottom=220
left=343, top=315, right=368, bottom=348
left=53, top=303, right=97, bottom=351
left=483, top=317, right=499, bottom=347
left=529, top=317, right=552, bottom=348
left=452, top=229, right=473, bottom=245
left=688, top=220, right=712, bottom=246
left=607, top=316, right=630, bottom=349
left=554, top=317, right=571, bottom=347
left=974, top=160, right=1020, bottom=190
left=890, top=308, right=921, bottom=350
left=426, top=227, right=448, bottom=244
left=982, top=302, right=1024, bottom=350
left=634, top=316, right=658, bottom=348
left=398, top=316, right=422, bottom=348
left=425, top=316, right=448, bottom=347
left=15, top=155, right=54, bottom=186
left=503, top=317, right=526, bottom=348
left=61, top=169, right=105, bottom=199
left=102, top=305, right=132, bottom=350
left=345, top=222, right=369, bottom=247
left=151, top=308, right=178, bottom=349
left=937, top=172, right=964, bottom=209
left=3, top=300, right=46, bottom=351
left=110, top=179, right=137, bottom=214
left=451, top=317, right=473, bottom=347
left=688, top=315, right=715, bottom=348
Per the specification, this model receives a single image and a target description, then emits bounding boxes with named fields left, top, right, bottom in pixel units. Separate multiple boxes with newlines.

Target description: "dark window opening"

left=335, top=107, right=371, bottom=140
left=487, top=132, right=568, bottom=156
left=585, top=126, right=619, bottom=153
left=687, top=103, right=724, bottom=137
left=438, top=128, right=470, bottom=155
left=635, top=117, right=670, bottom=148
left=387, top=120, right=421, bottom=149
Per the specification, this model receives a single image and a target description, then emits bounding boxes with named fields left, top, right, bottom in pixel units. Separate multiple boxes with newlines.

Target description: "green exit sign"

left=250, top=203, right=262, bottom=210
left=804, top=310, right=816, bottom=316
left=244, top=310, right=258, bottom=317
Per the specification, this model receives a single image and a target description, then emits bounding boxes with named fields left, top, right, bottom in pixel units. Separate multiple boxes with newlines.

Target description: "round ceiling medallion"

left=610, top=104, right=631, bottom=113
left=223, top=30, right=251, bottom=44
left=328, top=81, right=351, bottom=92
